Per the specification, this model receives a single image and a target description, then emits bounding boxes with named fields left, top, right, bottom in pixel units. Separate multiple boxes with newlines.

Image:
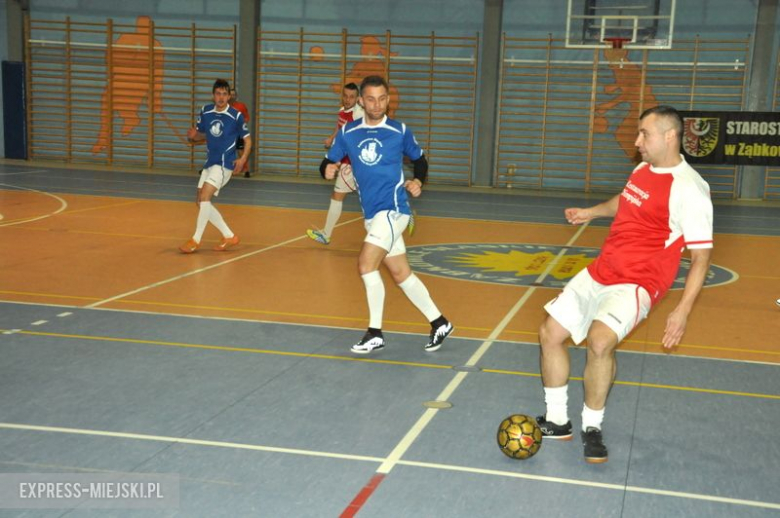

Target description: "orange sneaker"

left=179, top=238, right=200, bottom=254
left=214, top=234, right=240, bottom=251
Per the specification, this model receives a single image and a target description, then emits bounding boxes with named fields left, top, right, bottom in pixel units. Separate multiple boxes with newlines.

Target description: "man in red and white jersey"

left=306, top=83, right=364, bottom=245
left=229, top=88, right=251, bottom=177
left=535, top=105, right=713, bottom=464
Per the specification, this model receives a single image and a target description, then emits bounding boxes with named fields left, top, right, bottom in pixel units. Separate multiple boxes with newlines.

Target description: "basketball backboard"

left=566, top=0, right=676, bottom=49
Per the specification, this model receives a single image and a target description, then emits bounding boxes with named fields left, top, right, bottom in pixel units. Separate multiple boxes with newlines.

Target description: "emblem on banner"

left=683, top=117, right=720, bottom=157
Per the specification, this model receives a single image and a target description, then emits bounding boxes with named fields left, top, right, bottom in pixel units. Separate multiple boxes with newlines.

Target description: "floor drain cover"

left=423, top=400, right=453, bottom=409
left=452, top=365, right=481, bottom=372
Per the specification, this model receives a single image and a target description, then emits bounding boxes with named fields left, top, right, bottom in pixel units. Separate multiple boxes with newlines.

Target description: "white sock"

left=544, top=385, right=569, bottom=425
left=323, top=199, right=343, bottom=238
left=208, top=204, right=233, bottom=238
left=398, top=273, right=441, bottom=321
left=582, top=404, right=605, bottom=431
left=193, top=201, right=212, bottom=242
left=362, top=271, right=385, bottom=329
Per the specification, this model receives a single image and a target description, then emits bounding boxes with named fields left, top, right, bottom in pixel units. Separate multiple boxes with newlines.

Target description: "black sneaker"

left=244, top=171, right=252, bottom=178
left=581, top=427, right=608, bottom=463
left=351, top=332, right=385, bottom=354
left=425, top=321, right=453, bottom=352
left=535, top=416, right=573, bottom=441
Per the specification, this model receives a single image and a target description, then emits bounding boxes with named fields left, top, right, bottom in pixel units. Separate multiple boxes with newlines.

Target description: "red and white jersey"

left=338, top=104, right=364, bottom=128
left=336, top=104, right=364, bottom=164
left=587, top=156, right=713, bottom=305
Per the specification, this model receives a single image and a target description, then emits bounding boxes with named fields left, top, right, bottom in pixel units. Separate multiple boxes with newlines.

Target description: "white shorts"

left=544, top=268, right=651, bottom=345
left=333, top=163, right=357, bottom=194
left=198, top=164, right=233, bottom=196
left=364, top=210, right=410, bottom=257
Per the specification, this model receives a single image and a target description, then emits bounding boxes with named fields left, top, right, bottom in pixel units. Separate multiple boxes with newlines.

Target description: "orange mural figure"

left=92, top=16, right=164, bottom=154
left=330, top=36, right=400, bottom=117
left=593, top=47, right=657, bottom=161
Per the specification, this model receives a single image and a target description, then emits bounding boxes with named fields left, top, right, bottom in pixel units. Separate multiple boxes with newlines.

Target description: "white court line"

left=0, top=423, right=383, bottom=464
left=396, top=460, right=780, bottom=510
left=375, top=222, right=591, bottom=474
left=1, top=422, right=777, bottom=511
left=0, top=184, right=68, bottom=227
left=86, top=216, right=364, bottom=309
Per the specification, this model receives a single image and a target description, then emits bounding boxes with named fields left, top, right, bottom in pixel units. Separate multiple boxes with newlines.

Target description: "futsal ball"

left=496, top=414, right=543, bottom=460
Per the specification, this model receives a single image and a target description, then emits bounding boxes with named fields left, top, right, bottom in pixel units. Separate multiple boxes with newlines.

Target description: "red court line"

left=340, top=473, right=386, bottom=518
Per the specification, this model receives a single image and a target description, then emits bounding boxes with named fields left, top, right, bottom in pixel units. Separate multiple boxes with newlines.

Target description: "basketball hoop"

left=603, top=37, right=631, bottom=50
left=603, top=37, right=631, bottom=67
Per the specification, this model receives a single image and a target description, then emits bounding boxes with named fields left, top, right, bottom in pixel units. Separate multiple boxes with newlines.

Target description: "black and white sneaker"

left=581, top=427, right=608, bottom=463
left=351, top=332, right=385, bottom=354
left=425, top=321, right=453, bottom=352
left=535, top=416, right=573, bottom=441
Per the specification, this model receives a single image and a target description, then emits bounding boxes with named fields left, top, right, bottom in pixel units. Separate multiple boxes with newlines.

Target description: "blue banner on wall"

left=2, top=61, right=28, bottom=160
left=679, top=110, right=780, bottom=166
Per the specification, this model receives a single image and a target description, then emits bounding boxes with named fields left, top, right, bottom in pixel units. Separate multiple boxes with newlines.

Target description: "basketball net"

left=603, top=37, right=630, bottom=68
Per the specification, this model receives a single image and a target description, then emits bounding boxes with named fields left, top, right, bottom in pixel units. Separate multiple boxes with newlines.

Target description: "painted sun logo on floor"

left=406, top=243, right=737, bottom=289
left=449, top=250, right=594, bottom=280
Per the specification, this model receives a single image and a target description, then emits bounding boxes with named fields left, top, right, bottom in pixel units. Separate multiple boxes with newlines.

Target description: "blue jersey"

left=327, top=116, right=423, bottom=220
left=196, top=103, right=250, bottom=169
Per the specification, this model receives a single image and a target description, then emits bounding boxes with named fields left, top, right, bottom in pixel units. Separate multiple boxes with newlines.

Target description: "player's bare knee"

left=585, top=335, right=616, bottom=358
left=357, top=262, right=374, bottom=276
left=383, top=259, right=409, bottom=283
left=357, top=255, right=383, bottom=276
left=539, top=320, right=550, bottom=344
left=586, top=322, right=619, bottom=358
left=389, top=269, right=410, bottom=285
left=539, top=318, right=566, bottom=351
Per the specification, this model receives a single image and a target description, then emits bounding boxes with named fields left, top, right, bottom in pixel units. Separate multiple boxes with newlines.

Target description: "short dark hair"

left=359, top=75, right=389, bottom=96
left=213, top=78, right=231, bottom=94
left=344, top=82, right=359, bottom=93
left=640, top=105, right=683, bottom=139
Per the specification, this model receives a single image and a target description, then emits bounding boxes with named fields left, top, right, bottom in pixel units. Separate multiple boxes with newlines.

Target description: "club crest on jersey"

left=358, top=138, right=383, bottom=166
left=209, top=120, right=224, bottom=137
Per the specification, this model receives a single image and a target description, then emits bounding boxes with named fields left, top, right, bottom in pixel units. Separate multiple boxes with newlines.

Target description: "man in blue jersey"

left=320, top=75, right=453, bottom=354
left=180, top=79, right=251, bottom=253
